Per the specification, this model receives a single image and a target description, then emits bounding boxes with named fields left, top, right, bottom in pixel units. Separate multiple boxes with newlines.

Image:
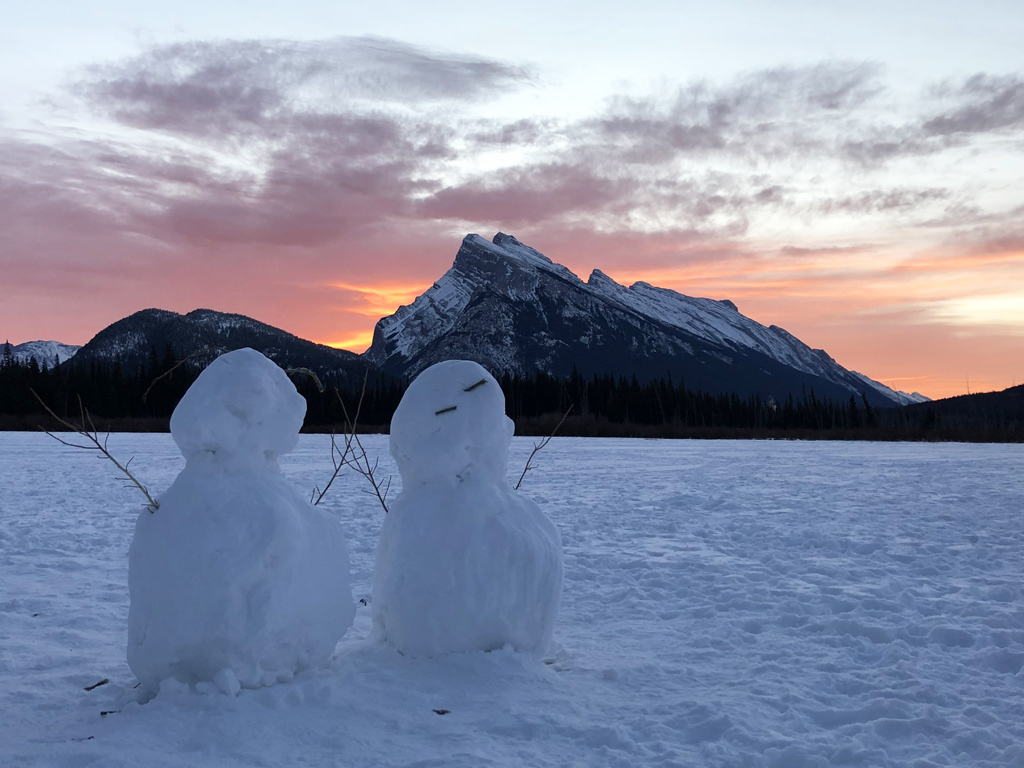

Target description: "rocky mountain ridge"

left=366, top=233, right=925, bottom=406
left=17, top=233, right=930, bottom=407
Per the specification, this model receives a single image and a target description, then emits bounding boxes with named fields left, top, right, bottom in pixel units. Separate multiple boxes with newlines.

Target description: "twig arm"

left=515, top=404, right=573, bottom=491
left=142, top=346, right=227, bottom=403
left=311, top=431, right=357, bottom=506
left=286, top=367, right=325, bottom=393
left=332, top=372, right=391, bottom=513
left=31, top=389, right=160, bottom=512
left=312, top=369, right=390, bottom=512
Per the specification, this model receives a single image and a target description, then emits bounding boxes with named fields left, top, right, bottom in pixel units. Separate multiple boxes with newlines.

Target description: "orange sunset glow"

left=300, top=234, right=1022, bottom=399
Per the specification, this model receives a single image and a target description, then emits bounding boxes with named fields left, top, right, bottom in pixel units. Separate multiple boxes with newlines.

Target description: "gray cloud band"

left=3, top=38, right=1022, bottom=251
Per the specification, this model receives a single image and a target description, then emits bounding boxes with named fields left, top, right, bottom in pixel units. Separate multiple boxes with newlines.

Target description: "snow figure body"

left=372, top=359, right=563, bottom=657
left=127, top=348, right=355, bottom=693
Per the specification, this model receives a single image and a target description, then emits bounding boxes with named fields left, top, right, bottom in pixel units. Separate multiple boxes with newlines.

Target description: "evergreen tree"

left=848, top=396, right=860, bottom=428
left=860, top=392, right=876, bottom=427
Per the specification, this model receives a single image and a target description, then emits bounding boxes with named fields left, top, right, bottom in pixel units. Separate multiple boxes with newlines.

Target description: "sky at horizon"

left=2, top=1, right=1022, bottom=398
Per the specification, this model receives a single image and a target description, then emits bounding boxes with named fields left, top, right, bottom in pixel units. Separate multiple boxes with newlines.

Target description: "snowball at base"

left=127, top=348, right=355, bottom=692
left=372, top=359, right=563, bottom=657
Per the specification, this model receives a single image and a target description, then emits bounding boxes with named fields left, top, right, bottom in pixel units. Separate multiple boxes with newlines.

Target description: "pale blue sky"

left=4, top=0, right=1022, bottom=124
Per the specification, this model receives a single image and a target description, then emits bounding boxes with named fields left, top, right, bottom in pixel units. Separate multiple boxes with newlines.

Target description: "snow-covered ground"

left=1, top=433, right=1021, bottom=767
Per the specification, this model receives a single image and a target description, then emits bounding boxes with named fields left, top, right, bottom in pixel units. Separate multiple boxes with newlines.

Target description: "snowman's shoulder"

left=479, top=487, right=559, bottom=541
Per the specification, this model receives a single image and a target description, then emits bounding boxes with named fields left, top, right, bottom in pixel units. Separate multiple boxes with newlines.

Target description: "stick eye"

left=435, top=378, right=487, bottom=415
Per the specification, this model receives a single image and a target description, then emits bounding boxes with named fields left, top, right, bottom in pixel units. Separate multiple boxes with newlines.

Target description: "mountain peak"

left=492, top=232, right=523, bottom=248
left=365, top=233, right=904, bottom=405
left=72, top=306, right=366, bottom=384
left=128, top=308, right=181, bottom=321
left=491, top=232, right=545, bottom=263
left=458, top=232, right=582, bottom=284
left=587, top=269, right=621, bottom=290
left=9, top=340, right=82, bottom=366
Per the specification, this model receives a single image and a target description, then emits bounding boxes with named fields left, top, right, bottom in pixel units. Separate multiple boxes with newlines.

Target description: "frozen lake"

left=1, top=433, right=1021, bottom=767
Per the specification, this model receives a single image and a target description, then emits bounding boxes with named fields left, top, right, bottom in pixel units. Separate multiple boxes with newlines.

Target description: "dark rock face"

left=366, top=233, right=905, bottom=406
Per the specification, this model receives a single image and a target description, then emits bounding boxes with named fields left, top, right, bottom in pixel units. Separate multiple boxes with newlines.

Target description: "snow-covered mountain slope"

left=586, top=272, right=932, bottom=405
left=72, top=308, right=369, bottom=385
left=587, top=273, right=833, bottom=377
left=365, top=233, right=907, bottom=406
left=9, top=340, right=81, bottom=366
left=851, top=372, right=930, bottom=404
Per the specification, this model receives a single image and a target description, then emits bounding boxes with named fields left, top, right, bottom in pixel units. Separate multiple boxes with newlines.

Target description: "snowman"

left=372, top=359, right=563, bottom=657
left=127, top=348, right=355, bottom=694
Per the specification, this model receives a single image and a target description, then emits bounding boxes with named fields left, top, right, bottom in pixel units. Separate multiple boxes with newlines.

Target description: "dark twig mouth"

left=435, top=405, right=458, bottom=416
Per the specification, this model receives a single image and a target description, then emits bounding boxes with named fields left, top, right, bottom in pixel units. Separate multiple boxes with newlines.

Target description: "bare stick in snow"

left=515, top=405, right=573, bottom=491
left=311, top=431, right=354, bottom=505
left=311, top=391, right=360, bottom=505
left=310, top=383, right=365, bottom=506
left=31, top=390, right=160, bottom=513
left=335, top=371, right=391, bottom=513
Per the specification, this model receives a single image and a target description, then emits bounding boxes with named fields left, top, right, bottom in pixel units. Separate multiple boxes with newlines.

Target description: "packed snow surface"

left=374, top=360, right=563, bottom=656
left=128, top=349, right=355, bottom=692
left=1, top=434, right=1022, bottom=767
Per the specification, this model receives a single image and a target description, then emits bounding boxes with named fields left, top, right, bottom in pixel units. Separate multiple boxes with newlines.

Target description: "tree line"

left=0, top=343, right=403, bottom=430
left=1, top=342, right=1019, bottom=441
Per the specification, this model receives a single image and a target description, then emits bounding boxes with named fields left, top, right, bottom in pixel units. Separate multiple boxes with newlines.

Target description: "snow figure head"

left=390, top=360, right=513, bottom=486
left=170, top=348, right=306, bottom=465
